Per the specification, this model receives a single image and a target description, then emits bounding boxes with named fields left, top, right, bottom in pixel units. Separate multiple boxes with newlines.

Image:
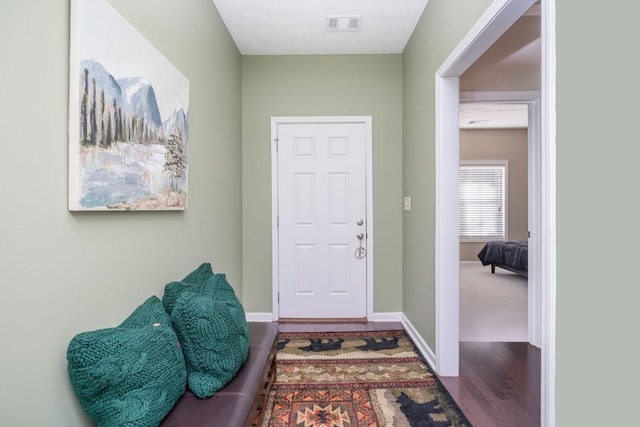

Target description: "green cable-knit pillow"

left=66, top=296, right=186, bottom=426
left=161, top=262, right=217, bottom=314
left=120, top=295, right=175, bottom=329
left=162, top=263, right=250, bottom=398
left=162, top=264, right=250, bottom=342
left=170, top=291, right=249, bottom=397
left=180, top=261, right=215, bottom=285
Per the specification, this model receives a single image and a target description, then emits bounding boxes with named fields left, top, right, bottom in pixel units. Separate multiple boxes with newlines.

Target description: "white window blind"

left=459, top=162, right=506, bottom=240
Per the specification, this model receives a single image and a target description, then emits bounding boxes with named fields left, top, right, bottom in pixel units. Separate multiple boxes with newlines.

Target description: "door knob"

left=357, top=233, right=364, bottom=240
left=357, top=219, right=364, bottom=226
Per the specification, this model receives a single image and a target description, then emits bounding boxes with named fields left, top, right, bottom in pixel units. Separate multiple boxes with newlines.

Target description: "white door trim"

left=271, top=116, right=374, bottom=321
left=435, top=1, right=556, bottom=427
left=460, top=90, right=542, bottom=348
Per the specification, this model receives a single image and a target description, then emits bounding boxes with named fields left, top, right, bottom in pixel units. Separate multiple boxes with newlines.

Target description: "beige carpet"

left=459, top=261, right=528, bottom=342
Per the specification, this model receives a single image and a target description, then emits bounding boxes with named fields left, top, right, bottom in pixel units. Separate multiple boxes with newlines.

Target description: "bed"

left=477, top=240, right=528, bottom=278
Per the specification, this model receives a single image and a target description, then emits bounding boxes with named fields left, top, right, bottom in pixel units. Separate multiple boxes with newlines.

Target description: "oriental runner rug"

left=261, top=330, right=471, bottom=427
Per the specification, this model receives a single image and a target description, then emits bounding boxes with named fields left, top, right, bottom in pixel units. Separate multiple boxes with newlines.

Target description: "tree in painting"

left=80, top=68, right=89, bottom=144
left=164, top=129, right=187, bottom=192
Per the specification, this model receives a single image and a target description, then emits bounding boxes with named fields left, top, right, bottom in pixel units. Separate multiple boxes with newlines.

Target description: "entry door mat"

left=261, top=330, right=471, bottom=426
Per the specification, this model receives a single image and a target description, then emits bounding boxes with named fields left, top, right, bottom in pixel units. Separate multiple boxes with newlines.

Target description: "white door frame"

left=435, top=1, right=556, bottom=426
left=270, top=116, right=374, bottom=321
left=460, top=90, right=542, bottom=348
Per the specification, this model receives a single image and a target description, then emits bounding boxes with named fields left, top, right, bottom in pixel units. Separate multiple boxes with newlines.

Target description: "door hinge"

left=274, top=138, right=279, bottom=151
left=277, top=292, right=279, bottom=303
left=277, top=216, right=279, bottom=227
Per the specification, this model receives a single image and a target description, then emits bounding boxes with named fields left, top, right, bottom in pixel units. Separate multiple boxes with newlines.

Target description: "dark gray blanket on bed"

left=477, top=240, right=528, bottom=272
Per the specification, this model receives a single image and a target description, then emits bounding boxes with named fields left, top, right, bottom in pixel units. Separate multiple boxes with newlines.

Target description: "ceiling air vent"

left=325, top=15, right=362, bottom=32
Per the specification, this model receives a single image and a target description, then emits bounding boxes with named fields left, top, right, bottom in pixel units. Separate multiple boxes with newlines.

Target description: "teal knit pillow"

left=162, top=264, right=250, bottom=397
left=120, top=295, right=174, bottom=329
left=162, top=262, right=220, bottom=314
left=67, top=297, right=186, bottom=426
left=170, top=291, right=249, bottom=397
left=180, top=262, right=215, bottom=285
left=162, top=264, right=249, bottom=331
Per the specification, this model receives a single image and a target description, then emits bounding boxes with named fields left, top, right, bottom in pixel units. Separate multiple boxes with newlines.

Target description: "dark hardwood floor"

left=276, top=321, right=541, bottom=427
left=439, top=342, right=541, bottom=427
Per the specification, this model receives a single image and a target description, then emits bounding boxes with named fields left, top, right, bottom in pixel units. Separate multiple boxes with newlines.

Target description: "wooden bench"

left=161, top=322, right=279, bottom=427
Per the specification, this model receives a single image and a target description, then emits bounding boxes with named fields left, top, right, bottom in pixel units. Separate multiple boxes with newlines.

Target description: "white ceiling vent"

left=325, top=15, right=362, bottom=32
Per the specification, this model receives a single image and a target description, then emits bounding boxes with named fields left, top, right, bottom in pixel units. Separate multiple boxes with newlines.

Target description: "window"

left=459, top=161, right=507, bottom=241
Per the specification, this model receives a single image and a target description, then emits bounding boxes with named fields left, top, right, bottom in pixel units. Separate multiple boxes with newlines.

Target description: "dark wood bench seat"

left=161, top=322, right=279, bottom=427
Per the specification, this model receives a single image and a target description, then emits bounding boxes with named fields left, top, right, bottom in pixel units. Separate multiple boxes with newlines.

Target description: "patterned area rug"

left=261, top=330, right=471, bottom=427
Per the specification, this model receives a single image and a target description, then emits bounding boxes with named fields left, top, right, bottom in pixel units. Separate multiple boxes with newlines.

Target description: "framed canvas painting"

left=68, top=0, right=189, bottom=211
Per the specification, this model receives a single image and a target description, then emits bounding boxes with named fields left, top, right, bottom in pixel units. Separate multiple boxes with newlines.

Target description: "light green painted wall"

left=241, top=55, right=403, bottom=315
left=4, top=1, right=637, bottom=425
left=402, top=0, right=493, bottom=350
left=0, top=0, right=241, bottom=424
left=556, top=1, right=639, bottom=425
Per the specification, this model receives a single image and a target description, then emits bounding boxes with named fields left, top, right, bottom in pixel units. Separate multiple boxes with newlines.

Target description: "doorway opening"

left=434, top=0, right=556, bottom=425
left=459, top=94, right=541, bottom=347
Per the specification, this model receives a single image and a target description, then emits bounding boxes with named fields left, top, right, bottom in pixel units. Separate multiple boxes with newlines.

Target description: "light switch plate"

left=403, top=196, right=411, bottom=211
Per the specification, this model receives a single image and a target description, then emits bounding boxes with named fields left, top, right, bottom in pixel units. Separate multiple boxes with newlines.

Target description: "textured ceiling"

left=211, top=0, right=429, bottom=55
left=459, top=103, right=528, bottom=129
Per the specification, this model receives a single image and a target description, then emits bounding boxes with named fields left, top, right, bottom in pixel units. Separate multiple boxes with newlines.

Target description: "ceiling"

left=212, top=0, right=429, bottom=55
left=212, top=0, right=538, bottom=128
left=459, top=103, right=528, bottom=129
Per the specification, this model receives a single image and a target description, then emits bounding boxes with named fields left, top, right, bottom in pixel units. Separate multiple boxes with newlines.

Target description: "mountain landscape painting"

left=68, top=0, right=189, bottom=210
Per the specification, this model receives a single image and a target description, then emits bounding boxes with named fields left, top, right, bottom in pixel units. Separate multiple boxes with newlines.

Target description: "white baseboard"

left=401, top=314, right=437, bottom=371
left=246, top=312, right=404, bottom=322
left=371, top=312, right=403, bottom=322
left=245, top=312, right=274, bottom=322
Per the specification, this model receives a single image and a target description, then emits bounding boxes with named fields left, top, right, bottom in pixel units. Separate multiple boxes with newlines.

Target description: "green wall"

left=3, top=0, right=638, bottom=425
left=402, top=0, right=493, bottom=350
left=0, top=0, right=242, bottom=424
left=556, top=1, right=639, bottom=424
left=241, top=55, right=403, bottom=315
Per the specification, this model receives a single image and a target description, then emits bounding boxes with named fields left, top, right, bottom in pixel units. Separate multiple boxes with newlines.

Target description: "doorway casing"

left=460, top=90, right=542, bottom=348
left=434, top=0, right=556, bottom=426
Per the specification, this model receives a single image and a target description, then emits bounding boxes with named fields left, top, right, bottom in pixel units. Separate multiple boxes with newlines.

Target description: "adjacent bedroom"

left=458, top=105, right=530, bottom=343
left=456, top=6, right=540, bottom=345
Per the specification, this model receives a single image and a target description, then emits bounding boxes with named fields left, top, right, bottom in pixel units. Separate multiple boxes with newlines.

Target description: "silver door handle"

left=357, top=219, right=364, bottom=226
left=357, top=233, right=364, bottom=240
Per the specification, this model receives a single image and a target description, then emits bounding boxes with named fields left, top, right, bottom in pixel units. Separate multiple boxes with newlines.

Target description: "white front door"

left=276, top=120, right=368, bottom=319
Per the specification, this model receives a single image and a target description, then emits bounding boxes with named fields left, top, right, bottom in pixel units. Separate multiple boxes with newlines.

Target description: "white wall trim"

left=402, top=314, right=437, bottom=370
left=541, top=1, right=557, bottom=426
left=528, top=97, right=542, bottom=348
left=434, top=74, right=460, bottom=376
left=435, top=1, right=555, bottom=426
left=372, top=312, right=403, bottom=322
left=246, top=312, right=404, bottom=323
left=270, top=118, right=280, bottom=322
left=270, top=116, right=374, bottom=321
left=437, top=0, right=535, bottom=78
left=245, top=312, right=276, bottom=322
